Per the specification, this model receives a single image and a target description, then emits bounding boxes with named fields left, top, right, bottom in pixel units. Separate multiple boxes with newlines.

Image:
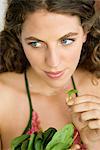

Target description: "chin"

left=45, top=78, right=69, bottom=89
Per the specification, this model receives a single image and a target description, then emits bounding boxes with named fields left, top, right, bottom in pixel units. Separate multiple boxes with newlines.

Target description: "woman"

left=0, top=0, right=100, bottom=149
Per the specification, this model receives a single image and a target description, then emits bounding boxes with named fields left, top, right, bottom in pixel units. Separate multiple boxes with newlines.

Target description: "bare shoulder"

left=0, top=71, right=25, bottom=89
left=0, top=72, right=29, bottom=148
left=0, top=71, right=25, bottom=99
left=0, top=72, right=25, bottom=124
left=75, top=68, right=100, bottom=97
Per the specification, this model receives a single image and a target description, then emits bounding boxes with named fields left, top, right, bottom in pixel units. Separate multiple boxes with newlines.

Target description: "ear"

left=83, top=31, right=88, bottom=43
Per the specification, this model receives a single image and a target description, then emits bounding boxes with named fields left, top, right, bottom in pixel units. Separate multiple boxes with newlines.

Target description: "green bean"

left=11, top=134, right=30, bottom=150
left=28, top=133, right=36, bottom=150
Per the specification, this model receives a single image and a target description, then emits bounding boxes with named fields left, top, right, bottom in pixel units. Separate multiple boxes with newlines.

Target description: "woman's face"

left=21, top=10, right=87, bottom=88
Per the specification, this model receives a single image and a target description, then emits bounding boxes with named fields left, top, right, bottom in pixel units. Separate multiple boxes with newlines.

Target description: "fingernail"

left=76, top=144, right=80, bottom=149
left=66, top=96, right=74, bottom=105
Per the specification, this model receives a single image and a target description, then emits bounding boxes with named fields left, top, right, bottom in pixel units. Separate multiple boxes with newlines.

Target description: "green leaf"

left=10, top=134, right=30, bottom=150
left=45, top=124, right=74, bottom=150
left=49, top=142, right=67, bottom=150
left=21, top=139, right=29, bottom=150
left=28, top=133, right=36, bottom=150
left=34, top=132, right=43, bottom=150
left=65, top=89, right=78, bottom=97
left=43, top=127, right=57, bottom=149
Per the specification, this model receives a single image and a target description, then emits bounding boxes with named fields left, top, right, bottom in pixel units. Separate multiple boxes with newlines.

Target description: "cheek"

left=23, top=47, right=44, bottom=67
left=61, top=43, right=83, bottom=74
left=64, top=44, right=82, bottom=66
left=71, top=48, right=81, bottom=62
left=23, top=48, right=32, bottom=62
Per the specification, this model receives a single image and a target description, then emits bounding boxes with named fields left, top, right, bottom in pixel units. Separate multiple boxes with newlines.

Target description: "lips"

left=44, top=71, right=64, bottom=79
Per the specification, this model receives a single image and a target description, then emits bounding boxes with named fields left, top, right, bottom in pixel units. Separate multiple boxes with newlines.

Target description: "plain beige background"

left=0, top=0, right=8, bottom=31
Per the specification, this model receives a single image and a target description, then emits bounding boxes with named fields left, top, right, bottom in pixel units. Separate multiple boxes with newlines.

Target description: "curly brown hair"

left=0, top=0, right=100, bottom=77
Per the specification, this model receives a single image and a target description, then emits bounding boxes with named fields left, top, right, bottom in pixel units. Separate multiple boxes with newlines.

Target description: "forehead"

left=21, top=10, right=82, bottom=38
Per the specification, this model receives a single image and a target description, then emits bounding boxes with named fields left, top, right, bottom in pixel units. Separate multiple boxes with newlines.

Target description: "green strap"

left=71, top=76, right=78, bottom=97
left=22, top=70, right=33, bottom=134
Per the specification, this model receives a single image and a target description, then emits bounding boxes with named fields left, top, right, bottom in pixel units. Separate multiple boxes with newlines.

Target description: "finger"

left=81, top=110, right=100, bottom=121
left=72, top=102, right=100, bottom=113
left=72, top=112, right=88, bottom=131
left=81, top=126, right=100, bottom=142
left=74, top=95, right=100, bottom=105
left=88, top=120, right=100, bottom=129
left=68, top=144, right=80, bottom=150
left=66, top=95, right=100, bottom=107
left=66, top=96, right=75, bottom=106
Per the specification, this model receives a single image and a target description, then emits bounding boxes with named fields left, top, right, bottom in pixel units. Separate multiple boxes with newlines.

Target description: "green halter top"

left=23, top=70, right=78, bottom=134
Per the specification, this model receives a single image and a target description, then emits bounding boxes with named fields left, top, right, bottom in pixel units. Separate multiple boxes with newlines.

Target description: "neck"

left=26, top=67, right=72, bottom=96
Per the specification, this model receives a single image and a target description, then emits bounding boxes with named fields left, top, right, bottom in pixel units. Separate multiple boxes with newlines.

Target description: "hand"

left=67, top=95, right=100, bottom=150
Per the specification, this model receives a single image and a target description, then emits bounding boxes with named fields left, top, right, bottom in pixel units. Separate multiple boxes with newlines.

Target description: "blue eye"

left=61, top=39, right=74, bottom=46
left=29, top=40, right=42, bottom=48
left=29, top=40, right=47, bottom=49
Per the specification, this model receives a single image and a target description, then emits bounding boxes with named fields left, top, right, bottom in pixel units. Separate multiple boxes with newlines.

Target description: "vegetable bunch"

left=11, top=89, right=77, bottom=150
left=10, top=124, right=74, bottom=150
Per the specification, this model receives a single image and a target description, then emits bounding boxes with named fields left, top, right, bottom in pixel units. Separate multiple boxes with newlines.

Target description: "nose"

left=45, top=47, right=61, bottom=67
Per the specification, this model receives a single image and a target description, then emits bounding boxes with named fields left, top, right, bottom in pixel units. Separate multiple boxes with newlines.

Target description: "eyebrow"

left=25, top=32, right=78, bottom=42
